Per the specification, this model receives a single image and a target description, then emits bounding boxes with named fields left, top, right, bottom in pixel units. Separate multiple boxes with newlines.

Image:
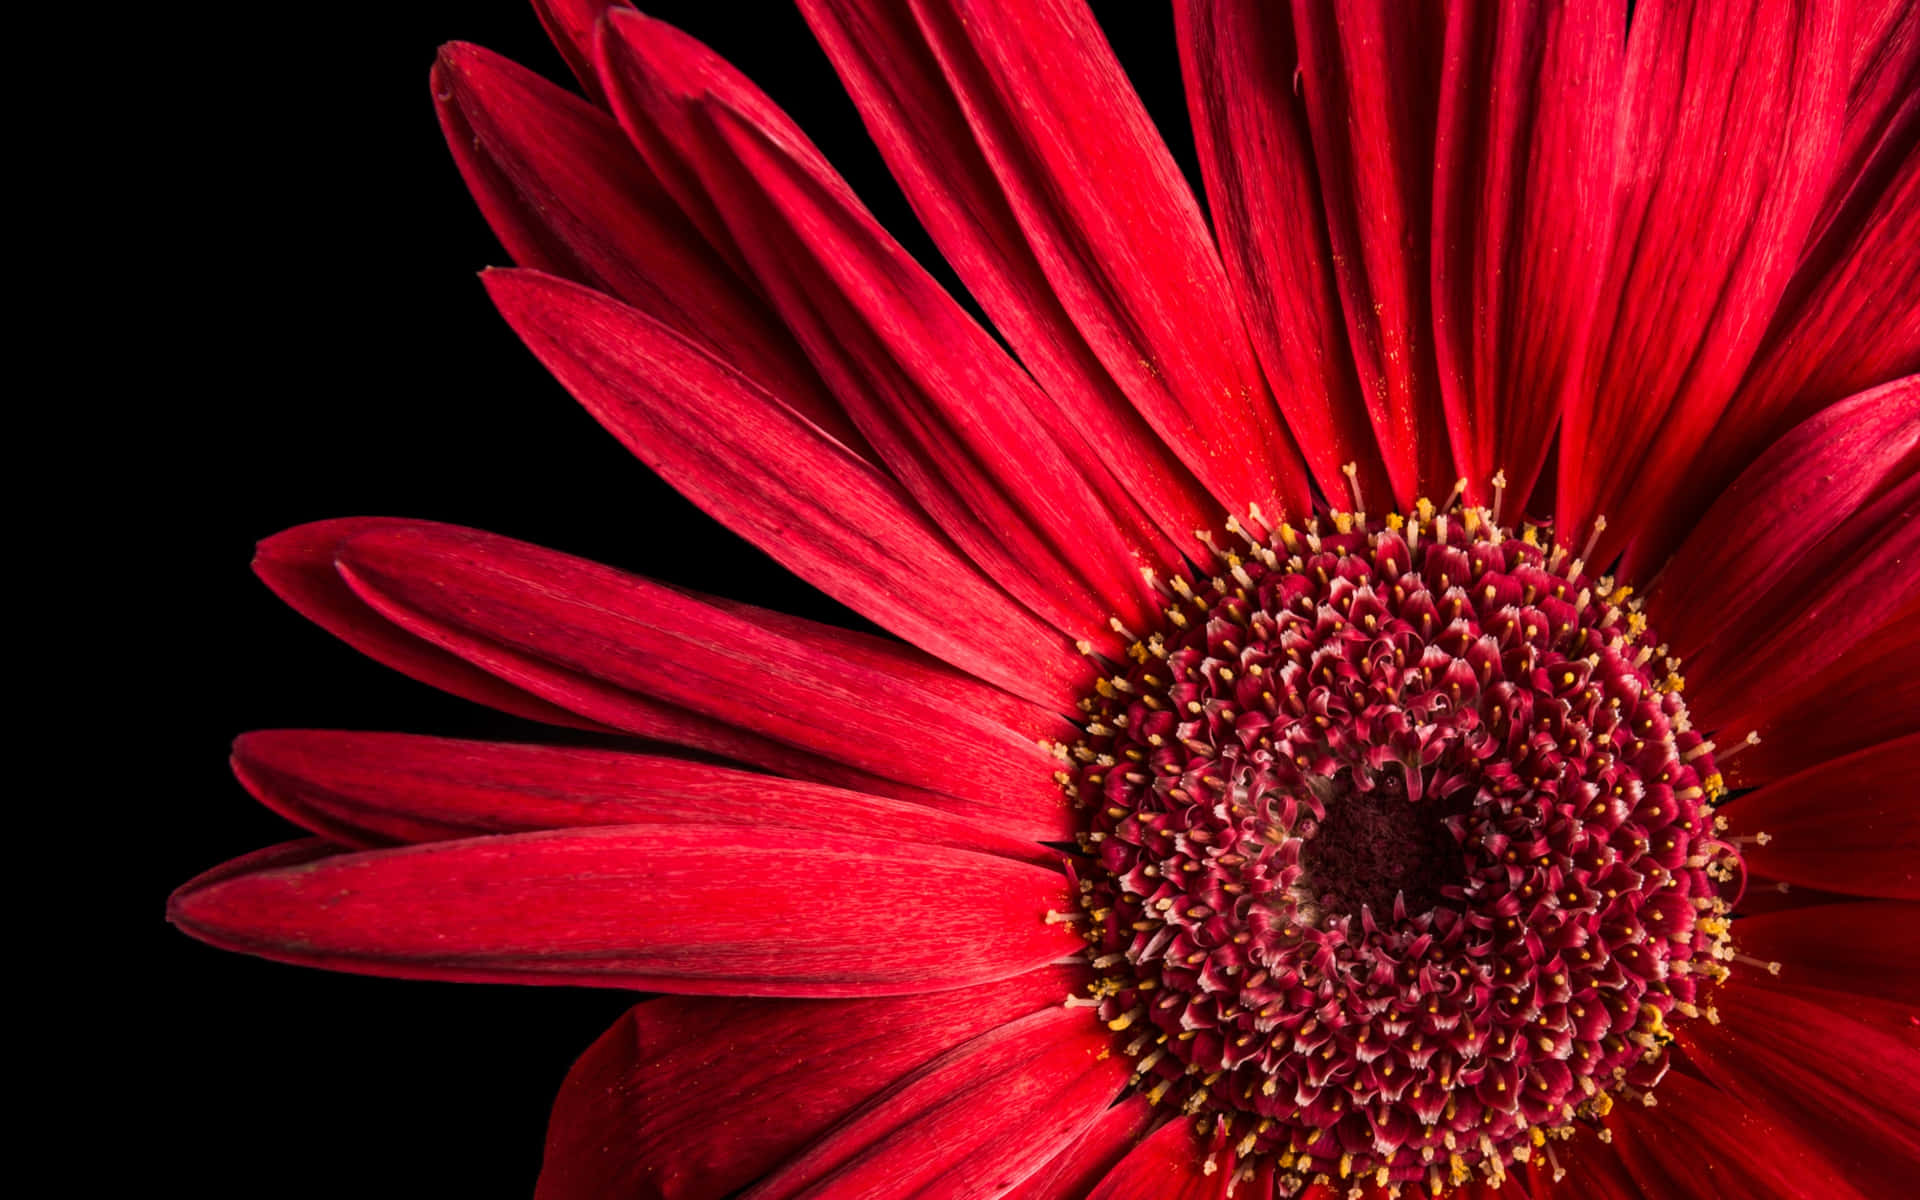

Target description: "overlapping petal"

left=1730, top=734, right=1920, bottom=899
left=1085, top=1117, right=1226, bottom=1200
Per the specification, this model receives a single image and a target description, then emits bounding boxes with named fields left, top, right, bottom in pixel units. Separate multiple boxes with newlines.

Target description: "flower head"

left=175, top=1, right=1917, bottom=1196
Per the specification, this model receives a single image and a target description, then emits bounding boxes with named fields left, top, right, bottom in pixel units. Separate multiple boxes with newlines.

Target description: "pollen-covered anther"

left=1067, top=493, right=1745, bottom=1192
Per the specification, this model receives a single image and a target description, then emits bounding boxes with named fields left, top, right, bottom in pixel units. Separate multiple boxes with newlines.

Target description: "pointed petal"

left=596, top=12, right=1162, bottom=651
left=894, top=0, right=1313, bottom=524
left=1649, top=377, right=1920, bottom=660
left=1291, top=0, right=1455, bottom=507
left=483, top=270, right=1085, bottom=708
left=252, top=518, right=609, bottom=732
left=1730, top=901, right=1920, bottom=1004
left=1722, top=597, right=1920, bottom=787
left=797, top=0, right=1219, bottom=562
left=232, top=730, right=1054, bottom=865
left=1728, top=734, right=1920, bottom=900
left=1610, top=1070, right=1862, bottom=1200
left=536, top=967, right=1083, bottom=1200
left=529, top=0, right=622, bottom=105
left=167, top=826, right=1080, bottom=996
left=1683, top=470, right=1920, bottom=730
left=1086, top=1117, right=1227, bottom=1200
left=1678, top=984, right=1920, bottom=1197
left=1558, top=0, right=1848, bottom=566
left=1432, top=0, right=1626, bottom=505
left=1174, top=0, right=1390, bottom=506
left=742, top=1005, right=1127, bottom=1200
left=1003, top=1097, right=1156, bottom=1200
left=329, top=520, right=1073, bottom=838
left=432, top=42, right=860, bottom=451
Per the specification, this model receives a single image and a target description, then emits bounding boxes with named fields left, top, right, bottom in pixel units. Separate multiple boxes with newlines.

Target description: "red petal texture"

left=536, top=966, right=1083, bottom=1200
left=1547, top=1134, right=1646, bottom=1200
left=1609, top=1069, right=1861, bottom=1200
left=1292, top=0, right=1455, bottom=508
left=252, top=518, right=609, bottom=733
left=431, top=43, right=861, bottom=453
left=1001, top=1097, right=1156, bottom=1200
left=1085, top=1116, right=1226, bottom=1200
left=1431, top=0, right=1625, bottom=505
left=483, top=270, right=1085, bottom=709
left=873, top=0, right=1312, bottom=526
left=1812, top=0, right=1920, bottom=243
left=529, top=0, right=622, bottom=105
left=232, top=730, right=1053, bottom=866
left=1651, top=376, right=1920, bottom=660
left=1175, top=0, right=1390, bottom=507
left=1557, top=0, right=1848, bottom=567
left=740, top=1004, right=1127, bottom=1200
left=1679, top=984, right=1920, bottom=1197
left=168, top=826, right=1079, bottom=996
left=1722, top=596, right=1920, bottom=787
left=1731, top=734, right=1920, bottom=899
left=1731, top=901, right=1920, bottom=1004
left=797, top=0, right=1218, bottom=563
left=329, top=520, right=1076, bottom=839
left=597, top=12, right=1163, bottom=654
left=1684, top=469, right=1920, bottom=730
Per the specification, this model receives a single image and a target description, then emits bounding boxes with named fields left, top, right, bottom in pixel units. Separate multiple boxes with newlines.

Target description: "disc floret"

left=1063, top=484, right=1744, bottom=1194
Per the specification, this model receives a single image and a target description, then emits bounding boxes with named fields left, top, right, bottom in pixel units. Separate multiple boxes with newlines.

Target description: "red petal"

left=1729, top=734, right=1920, bottom=900
left=252, top=518, right=609, bottom=733
left=1611, top=1070, right=1858, bottom=1200
left=1731, top=901, right=1920, bottom=1004
left=1649, top=377, right=1920, bottom=660
left=1810, top=0, right=1920, bottom=244
left=596, top=12, right=1164, bottom=652
left=1174, top=0, right=1390, bottom=506
left=741, top=1004, right=1127, bottom=1199
left=233, top=730, right=1055, bottom=865
left=330, top=520, right=1074, bottom=840
left=1431, top=0, right=1626, bottom=506
left=1679, top=984, right=1920, bottom=1197
left=796, top=0, right=1219, bottom=563
left=168, top=825, right=1080, bottom=996
left=1684, top=470, right=1920, bottom=731
left=536, top=966, right=1082, bottom=1200
left=529, top=0, right=622, bottom=105
left=483, top=270, right=1086, bottom=709
left=1557, top=0, right=1848, bottom=567
left=1722, top=597, right=1920, bottom=787
left=1292, top=0, right=1455, bottom=508
left=432, top=43, right=861, bottom=452
left=851, top=0, right=1313, bottom=524
left=1003, top=1097, right=1156, bottom=1200
left=1085, top=1117, right=1226, bottom=1200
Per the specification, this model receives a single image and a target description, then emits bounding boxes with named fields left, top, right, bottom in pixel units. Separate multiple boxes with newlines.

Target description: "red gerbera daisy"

left=172, top=0, right=1919, bottom=1196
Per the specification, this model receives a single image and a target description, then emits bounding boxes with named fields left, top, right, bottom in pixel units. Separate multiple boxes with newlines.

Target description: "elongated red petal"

left=1678, top=984, right=1919, bottom=1197
left=595, top=12, right=1163, bottom=652
left=1292, top=0, right=1455, bottom=508
left=797, top=0, right=1218, bottom=563
left=871, top=0, right=1313, bottom=525
left=1729, top=734, right=1920, bottom=900
left=1085, top=1117, right=1226, bottom=1200
left=168, top=827, right=1079, bottom=996
left=1810, top=0, right=1920, bottom=244
left=1730, top=901, right=1920, bottom=1004
left=328, top=520, right=1073, bottom=838
left=1174, top=0, right=1389, bottom=507
left=529, top=0, right=622, bottom=104
left=536, top=966, right=1083, bottom=1200
left=742, top=1005, right=1125, bottom=1199
left=1431, top=0, right=1625, bottom=506
left=483, top=269, right=1087, bottom=709
left=1610, top=1069, right=1861, bottom=1200
left=1650, top=377, right=1920, bottom=660
left=1003, top=1097, right=1156, bottom=1200
left=1685, top=471, right=1920, bottom=730
left=233, top=730, right=1053, bottom=865
left=1558, top=0, right=1848, bottom=566
left=432, top=42, right=860, bottom=452
left=252, top=518, right=609, bottom=732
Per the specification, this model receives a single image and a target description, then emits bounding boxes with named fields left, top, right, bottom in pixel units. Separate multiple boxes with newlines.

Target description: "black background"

left=153, top=3, right=1198, bottom=1195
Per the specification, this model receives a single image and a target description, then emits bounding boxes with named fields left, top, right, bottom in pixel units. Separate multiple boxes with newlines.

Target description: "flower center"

left=1063, top=490, right=1744, bottom=1194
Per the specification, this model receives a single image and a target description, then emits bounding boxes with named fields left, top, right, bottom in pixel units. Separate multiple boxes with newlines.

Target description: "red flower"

left=174, top=1, right=1918, bottom=1196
